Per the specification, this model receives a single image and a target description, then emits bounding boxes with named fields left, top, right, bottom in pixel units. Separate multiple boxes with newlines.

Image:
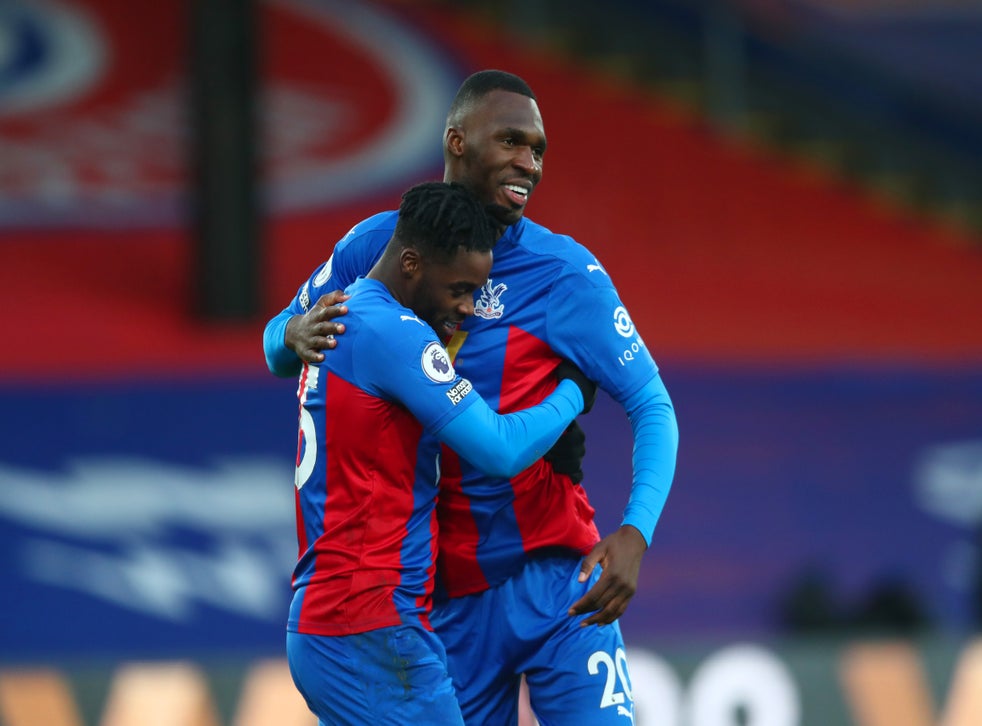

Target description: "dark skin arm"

left=568, top=524, right=648, bottom=627
left=284, top=290, right=350, bottom=363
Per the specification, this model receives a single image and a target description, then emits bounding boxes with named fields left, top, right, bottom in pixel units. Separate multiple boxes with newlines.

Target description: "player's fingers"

left=313, top=320, right=346, bottom=337
left=567, top=593, right=593, bottom=617
left=580, top=599, right=626, bottom=627
left=297, top=345, right=326, bottom=363
left=581, top=590, right=630, bottom=627
left=312, top=304, right=349, bottom=324
left=579, top=602, right=616, bottom=627
left=577, top=549, right=605, bottom=583
left=316, top=290, right=350, bottom=307
left=568, top=575, right=612, bottom=616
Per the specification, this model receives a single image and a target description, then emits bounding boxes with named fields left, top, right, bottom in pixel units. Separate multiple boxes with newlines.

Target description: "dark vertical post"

left=189, top=0, right=261, bottom=320
left=703, top=0, right=747, bottom=135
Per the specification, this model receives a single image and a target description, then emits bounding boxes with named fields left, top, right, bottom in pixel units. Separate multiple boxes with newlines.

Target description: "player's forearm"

left=263, top=310, right=303, bottom=377
left=437, top=380, right=584, bottom=478
left=620, top=374, right=679, bottom=545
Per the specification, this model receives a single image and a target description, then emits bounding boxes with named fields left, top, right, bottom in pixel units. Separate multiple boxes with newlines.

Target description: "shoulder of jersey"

left=349, top=282, right=428, bottom=331
left=308, top=210, right=398, bottom=294
left=517, top=219, right=611, bottom=283
left=336, top=209, right=399, bottom=249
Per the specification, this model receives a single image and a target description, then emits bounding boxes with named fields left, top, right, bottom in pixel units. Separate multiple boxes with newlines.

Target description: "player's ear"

left=445, top=127, right=464, bottom=158
left=399, top=247, right=421, bottom=278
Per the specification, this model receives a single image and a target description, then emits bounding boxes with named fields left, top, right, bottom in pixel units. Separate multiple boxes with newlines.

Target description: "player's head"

left=444, top=69, right=545, bottom=228
left=392, top=181, right=496, bottom=338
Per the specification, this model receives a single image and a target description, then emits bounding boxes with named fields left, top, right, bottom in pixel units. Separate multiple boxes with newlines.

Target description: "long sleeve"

left=263, top=309, right=303, bottom=378
left=619, top=374, right=678, bottom=545
left=435, top=379, right=585, bottom=478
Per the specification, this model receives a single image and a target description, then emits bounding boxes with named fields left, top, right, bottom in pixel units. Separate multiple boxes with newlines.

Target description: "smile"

left=503, top=183, right=529, bottom=205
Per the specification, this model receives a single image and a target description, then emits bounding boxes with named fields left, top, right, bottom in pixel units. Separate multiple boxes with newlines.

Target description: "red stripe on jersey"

left=497, top=326, right=560, bottom=415
left=500, top=327, right=599, bottom=562
left=296, top=372, right=424, bottom=635
left=510, top=460, right=600, bottom=559
left=436, top=445, right=488, bottom=593
left=437, top=326, right=600, bottom=597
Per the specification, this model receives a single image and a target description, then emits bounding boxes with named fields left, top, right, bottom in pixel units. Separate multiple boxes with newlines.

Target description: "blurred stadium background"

left=1, top=0, right=981, bottom=724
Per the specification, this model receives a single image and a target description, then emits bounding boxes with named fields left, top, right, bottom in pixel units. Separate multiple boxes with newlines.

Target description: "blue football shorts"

left=430, top=554, right=636, bottom=726
left=286, top=624, right=465, bottom=725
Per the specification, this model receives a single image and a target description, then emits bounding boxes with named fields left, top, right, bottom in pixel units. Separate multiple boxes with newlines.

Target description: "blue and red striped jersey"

left=289, top=277, right=479, bottom=635
left=284, top=213, right=660, bottom=597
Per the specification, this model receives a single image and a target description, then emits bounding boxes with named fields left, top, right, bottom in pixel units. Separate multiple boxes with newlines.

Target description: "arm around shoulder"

left=263, top=291, right=351, bottom=377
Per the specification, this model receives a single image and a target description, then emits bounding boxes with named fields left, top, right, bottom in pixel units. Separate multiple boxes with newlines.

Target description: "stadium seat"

left=940, top=638, right=982, bottom=726
left=0, top=668, right=83, bottom=726
left=839, top=640, right=934, bottom=726
left=232, top=659, right=315, bottom=726
left=98, top=661, right=220, bottom=726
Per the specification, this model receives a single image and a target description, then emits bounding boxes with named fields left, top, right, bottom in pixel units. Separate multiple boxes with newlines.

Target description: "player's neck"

left=367, top=258, right=409, bottom=308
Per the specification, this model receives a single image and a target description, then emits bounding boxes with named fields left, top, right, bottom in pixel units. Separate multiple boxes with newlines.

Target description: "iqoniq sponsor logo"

left=613, top=305, right=645, bottom=367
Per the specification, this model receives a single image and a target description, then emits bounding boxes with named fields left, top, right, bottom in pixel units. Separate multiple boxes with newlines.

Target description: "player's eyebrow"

left=501, top=127, right=547, bottom=152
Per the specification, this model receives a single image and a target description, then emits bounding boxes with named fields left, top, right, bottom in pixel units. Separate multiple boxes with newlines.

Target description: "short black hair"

left=446, top=69, right=536, bottom=126
left=394, top=182, right=497, bottom=263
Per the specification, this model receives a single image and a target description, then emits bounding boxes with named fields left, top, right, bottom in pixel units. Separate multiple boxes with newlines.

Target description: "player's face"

left=414, top=248, right=493, bottom=339
left=449, top=90, right=545, bottom=227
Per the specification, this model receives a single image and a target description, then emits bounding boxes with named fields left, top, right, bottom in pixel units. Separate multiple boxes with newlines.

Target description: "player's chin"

left=487, top=202, right=523, bottom=227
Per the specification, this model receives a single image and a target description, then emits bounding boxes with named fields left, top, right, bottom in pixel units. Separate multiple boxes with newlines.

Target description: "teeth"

left=505, top=184, right=528, bottom=197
